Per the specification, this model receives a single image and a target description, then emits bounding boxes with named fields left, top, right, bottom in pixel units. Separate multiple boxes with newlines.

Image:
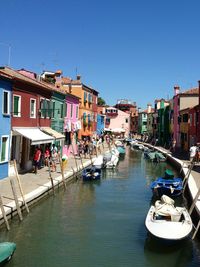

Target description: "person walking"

left=51, top=149, right=58, bottom=172
left=189, top=143, right=198, bottom=163
left=33, top=146, right=41, bottom=174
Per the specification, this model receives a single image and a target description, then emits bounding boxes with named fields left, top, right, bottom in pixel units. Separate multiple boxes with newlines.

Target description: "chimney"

left=77, top=75, right=81, bottom=81
left=174, top=85, right=180, bottom=96
left=147, top=103, right=152, bottom=113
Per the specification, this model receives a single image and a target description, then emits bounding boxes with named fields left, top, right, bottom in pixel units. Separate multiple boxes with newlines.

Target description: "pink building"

left=104, top=106, right=130, bottom=137
left=63, top=93, right=80, bottom=156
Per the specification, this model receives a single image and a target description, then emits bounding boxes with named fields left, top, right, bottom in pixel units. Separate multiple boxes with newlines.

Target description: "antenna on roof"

left=75, top=67, right=78, bottom=77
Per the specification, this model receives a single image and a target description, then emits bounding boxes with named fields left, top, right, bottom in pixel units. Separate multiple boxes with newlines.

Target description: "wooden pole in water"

left=71, top=144, right=79, bottom=173
left=10, top=178, right=23, bottom=221
left=79, top=153, right=85, bottom=170
left=13, top=159, right=29, bottom=213
left=192, top=220, right=200, bottom=240
left=58, top=155, right=66, bottom=190
left=183, top=163, right=194, bottom=191
left=0, top=193, right=10, bottom=230
left=47, top=159, right=55, bottom=195
left=189, top=188, right=200, bottom=215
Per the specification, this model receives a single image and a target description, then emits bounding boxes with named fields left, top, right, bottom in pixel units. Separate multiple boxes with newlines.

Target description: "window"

left=13, top=95, right=21, bottom=117
left=106, top=118, right=110, bottom=124
left=46, top=100, right=51, bottom=118
left=30, top=98, right=36, bottom=118
left=76, top=105, right=79, bottom=119
left=70, top=104, right=73, bottom=118
left=2, top=90, right=10, bottom=115
left=84, top=92, right=87, bottom=103
left=183, top=114, right=188, bottom=123
left=40, top=98, right=45, bottom=118
left=60, top=103, right=64, bottom=118
left=125, top=118, right=128, bottom=123
left=52, top=101, right=55, bottom=118
left=0, top=136, right=9, bottom=162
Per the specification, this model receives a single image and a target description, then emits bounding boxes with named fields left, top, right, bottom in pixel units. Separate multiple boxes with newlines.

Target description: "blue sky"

left=1, top=0, right=200, bottom=108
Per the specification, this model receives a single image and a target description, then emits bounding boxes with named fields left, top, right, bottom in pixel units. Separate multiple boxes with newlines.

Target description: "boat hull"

left=0, top=242, right=16, bottom=264
left=82, top=168, right=101, bottom=181
left=145, top=205, right=193, bottom=241
left=151, top=177, right=183, bottom=197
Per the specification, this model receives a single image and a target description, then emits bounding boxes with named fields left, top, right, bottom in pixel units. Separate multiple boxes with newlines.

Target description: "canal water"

left=1, top=148, right=200, bottom=267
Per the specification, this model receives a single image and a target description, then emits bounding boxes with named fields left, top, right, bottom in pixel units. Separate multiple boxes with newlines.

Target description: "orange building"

left=61, top=75, right=99, bottom=140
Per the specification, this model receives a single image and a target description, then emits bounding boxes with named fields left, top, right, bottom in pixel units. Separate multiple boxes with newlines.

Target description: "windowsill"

left=0, top=160, right=8, bottom=164
left=2, top=113, right=10, bottom=117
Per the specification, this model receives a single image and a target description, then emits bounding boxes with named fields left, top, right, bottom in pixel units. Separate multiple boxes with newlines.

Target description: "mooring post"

left=0, top=193, right=10, bottom=230
left=13, top=159, right=29, bottom=213
left=47, top=159, right=55, bottom=195
left=192, top=220, right=200, bottom=240
left=58, top=155, right=66, bottom=190
left=71, top=144, right=79, bottom=173
left=189, top=188, right=200, bottom=215
left=10, top=178, right=23, bottom=221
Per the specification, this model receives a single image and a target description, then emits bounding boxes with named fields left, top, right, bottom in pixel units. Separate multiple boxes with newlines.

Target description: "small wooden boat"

left=145, top=195, right=193, bottom=241
left=151, top=177, right=183, bottom=197
left=82, top=167, right=101, bottom=181
left=146, top=151, right=166, bottom=162
left=151, top=169, right=183, bottom=197
left=0, top=242, right=16, bottom=264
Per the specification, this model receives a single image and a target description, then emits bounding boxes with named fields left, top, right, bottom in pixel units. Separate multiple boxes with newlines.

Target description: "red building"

left=0, top=67, right=56, bottom=171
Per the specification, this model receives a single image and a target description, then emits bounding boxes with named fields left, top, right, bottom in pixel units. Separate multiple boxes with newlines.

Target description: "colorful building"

left=0, top=71, right=12, bottom=179
left=0, top=67, right=64, bottom=172
left=173, top=86, right=199, bottom=148
left=114, top=99, right=138, bottom=134
left=104, top=106, right=130, bottom=137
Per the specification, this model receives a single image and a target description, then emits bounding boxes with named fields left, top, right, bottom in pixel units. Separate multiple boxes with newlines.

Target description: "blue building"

left=96, top=114, right=105, bottom=135
left=0, top=73, right=12, bottom=179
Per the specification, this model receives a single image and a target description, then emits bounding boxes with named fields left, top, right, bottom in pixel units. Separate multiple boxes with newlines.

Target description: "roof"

left=181, top=87, right=199, bottom=95
left=0, top=66, right=55, bottom=92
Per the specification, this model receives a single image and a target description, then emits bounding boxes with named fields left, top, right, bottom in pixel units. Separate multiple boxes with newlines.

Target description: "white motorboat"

left=145, top=195, right=193, bottom=241
left=93, top=155, right=104, bottom=169
left=105, top=154, right=119, bottom=168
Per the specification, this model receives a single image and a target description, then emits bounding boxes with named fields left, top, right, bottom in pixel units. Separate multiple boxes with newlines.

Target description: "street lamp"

left=0, top=42, right=11, bottom=66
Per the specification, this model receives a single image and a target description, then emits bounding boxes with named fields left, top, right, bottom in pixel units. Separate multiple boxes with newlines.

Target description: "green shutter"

left=1, top=137, right=7, bottom=161
left=14, top=96, right=19, bottom=115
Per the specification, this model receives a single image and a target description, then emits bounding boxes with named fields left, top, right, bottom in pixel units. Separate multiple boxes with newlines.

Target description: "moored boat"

left=0, top=242, right=16, bottom=264
left=82, top=167, right=101, bottom=181
left=145, top=195, right=193, bottom=242
left=150, top=169, right=183, bottom=197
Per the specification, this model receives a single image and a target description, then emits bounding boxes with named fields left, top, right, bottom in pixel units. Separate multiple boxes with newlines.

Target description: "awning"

left=13, top=127, right=55, bottom=145
left=40, top=127, right=65, bottom=140
left=111, top=128, right=126, bottom=133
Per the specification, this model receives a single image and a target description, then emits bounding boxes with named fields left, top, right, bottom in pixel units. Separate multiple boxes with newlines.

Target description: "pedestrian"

left=189, top=143, right=198, bottom=163
left=44, top=146, right=50, bottom=166
left=172, top=139, right=176, bottom=153
left=51, top=149, right=58, bottom=172
left=33, top=146, right=41, bottom=174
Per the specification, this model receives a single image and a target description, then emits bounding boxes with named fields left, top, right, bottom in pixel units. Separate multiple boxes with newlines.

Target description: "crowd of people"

left=32, top=133, right=115, bottom=174
left=33, top=144, right=60, bottom=174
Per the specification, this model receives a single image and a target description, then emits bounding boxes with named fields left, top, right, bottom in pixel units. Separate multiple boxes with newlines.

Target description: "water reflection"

left=144, top=234, right=193, bottom=267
